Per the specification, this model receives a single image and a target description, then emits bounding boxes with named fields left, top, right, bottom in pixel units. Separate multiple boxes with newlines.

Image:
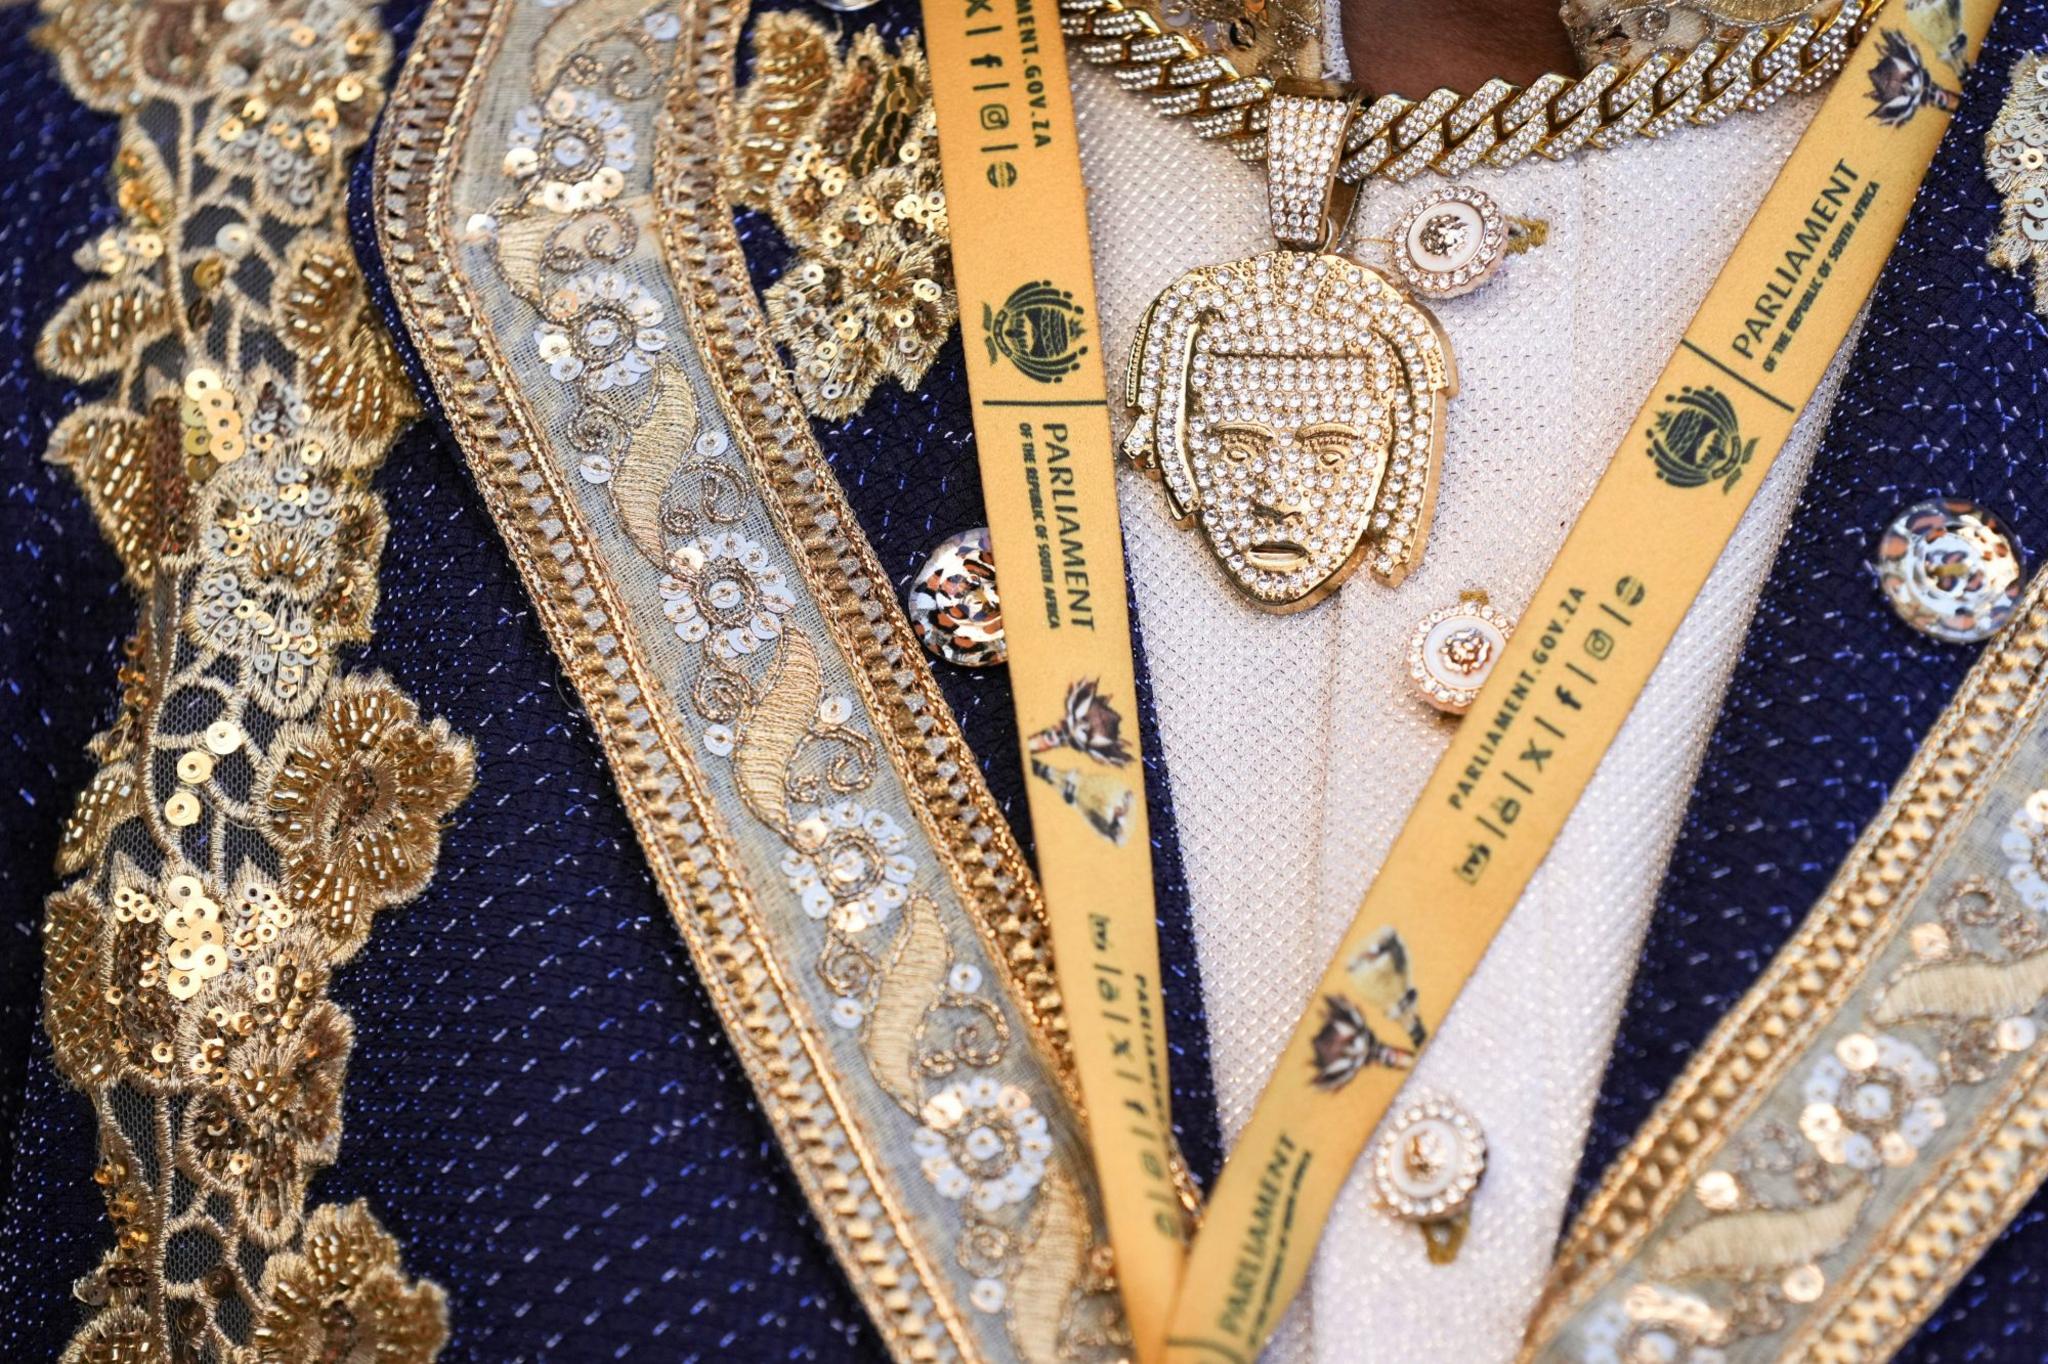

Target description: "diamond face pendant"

left=1120, top=86, right=1458, bottom=612
left=1123, top=253, right=1455, bottom=610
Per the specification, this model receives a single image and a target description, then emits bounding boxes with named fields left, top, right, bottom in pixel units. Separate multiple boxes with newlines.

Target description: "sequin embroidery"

left=32, top=0, right=462, bottom=1355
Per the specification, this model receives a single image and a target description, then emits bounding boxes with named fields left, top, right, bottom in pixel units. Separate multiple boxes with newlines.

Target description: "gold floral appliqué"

left=727, top=12, right=956, bottom=420
left=1987, top=50, right=2048, bottom=315
left=32, top=0, right=465, bottom=1358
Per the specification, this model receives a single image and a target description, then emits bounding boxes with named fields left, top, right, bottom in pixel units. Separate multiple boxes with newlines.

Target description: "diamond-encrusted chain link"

left=1059, top=0, right=1883, bottom=183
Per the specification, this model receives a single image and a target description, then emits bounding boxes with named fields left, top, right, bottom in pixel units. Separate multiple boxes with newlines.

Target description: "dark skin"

left=1341, top=0, right=1581, bottom=96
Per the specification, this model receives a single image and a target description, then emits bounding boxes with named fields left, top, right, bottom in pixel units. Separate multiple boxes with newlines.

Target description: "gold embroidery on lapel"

left=865, top=895, right=955, bottom=1110
left=377, top=0, right=1152, bottom=1352
left=32, top=0, right=460, bottom=1357
left=731, top=13, right=956, bottom=421
left=1525, top=568, right=2048, bottom=1363
left=1987, top=50, right=2048, bottom=315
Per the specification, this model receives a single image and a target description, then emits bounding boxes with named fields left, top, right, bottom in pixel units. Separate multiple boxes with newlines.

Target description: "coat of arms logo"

left=1646, top=384, right=1758, bottom=492
left=983, top=280, right=1089, bottom=383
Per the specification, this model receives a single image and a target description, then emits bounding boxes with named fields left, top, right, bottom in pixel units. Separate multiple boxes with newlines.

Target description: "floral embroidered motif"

left=1797, top=1033, right=1947, bottom=1170
left=509, top=86, right=638, bottom=212
left=250, top=1203, right=449, bottom=1363
left=1539, top=797, right=2048, bottom=1359
left=783, top=801, right=917, bottom=933
left=32, top=0, right=459, bottom=1357
left=661, top=531, right=797, bottom=658
left=279, top=240, right=419, bottom=448
left=647, top=456, right=1086, bottom=1335
left=194, top=0, right=389, bottom=225
left=729, top=13, right=957, bottom=420
left=915, top=1078, right=1054, bottom=1214
left=264, top=677, right=474, bottom=944
left=378, top=0, right=1128, bottom=1351
left=465, top=5, right=697, bottom=556
left=534, top=267, right=669, bottom=390
left=1986, top=51, right=2048, bottom=316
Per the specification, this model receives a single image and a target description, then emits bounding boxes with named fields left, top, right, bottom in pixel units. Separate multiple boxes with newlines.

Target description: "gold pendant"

left=1121, top=87, right=1457, bottom=612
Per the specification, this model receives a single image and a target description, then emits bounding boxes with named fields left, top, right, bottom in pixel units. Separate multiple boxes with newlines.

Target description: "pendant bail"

left=1266, top=81, right=1361, bottom=252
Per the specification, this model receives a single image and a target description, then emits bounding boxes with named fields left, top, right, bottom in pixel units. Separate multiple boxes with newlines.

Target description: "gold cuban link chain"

left=1057, top=0, right=1886, bottom=182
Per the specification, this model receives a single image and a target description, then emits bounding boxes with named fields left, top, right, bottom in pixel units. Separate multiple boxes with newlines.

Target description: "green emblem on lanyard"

left=1647, top=385, right=1758, bottom=492
left=984, top=280, right=1089, bottom=383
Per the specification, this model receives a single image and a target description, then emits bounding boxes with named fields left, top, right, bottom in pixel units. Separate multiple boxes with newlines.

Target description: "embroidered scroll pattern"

left=378, top=0, right=1124, bottom=1357
left=1149, top=0, right=1321, bottom=81
left=1986, top=50, right=2048, bottom=314
left=33, top=0, right=465, bottom=1358
left=1561, top=0, right=1840, bottom=68
left=1525, top=576, right=2048, bottom=1364
left=474, top=8, right=1109, bottom=1350
left=726, top=13, right=955, bottom=421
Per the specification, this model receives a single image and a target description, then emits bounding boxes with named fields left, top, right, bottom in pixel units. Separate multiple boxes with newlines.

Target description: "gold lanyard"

left=923, top=2, right=1996, bottom=1360
left=922, top=3, right=1190, bottom=1356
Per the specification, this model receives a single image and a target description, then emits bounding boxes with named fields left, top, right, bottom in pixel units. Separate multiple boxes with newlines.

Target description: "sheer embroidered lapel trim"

left=33, top=0, right=461, bottom=1355
left=375, top=0, right=1135, bottom=1358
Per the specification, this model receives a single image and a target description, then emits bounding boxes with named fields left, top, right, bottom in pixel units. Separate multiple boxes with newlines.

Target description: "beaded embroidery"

left=727, top=12, right=956, bottom=420
left=32, top=0, right=463, bottom=1357
left=1986, top=50, right=2048, bottom=314
left=1526, top=568, right=2048, bottom=1363
left=377, top=0, right=1145, bottom=1354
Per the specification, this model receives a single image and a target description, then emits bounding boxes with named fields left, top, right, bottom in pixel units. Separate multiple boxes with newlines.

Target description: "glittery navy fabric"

left=0, top=0, right=128, bottom=1279
left=0, top=0, right=1218, bottom=1359
left=1577, top=5, right=2048, bottom=1358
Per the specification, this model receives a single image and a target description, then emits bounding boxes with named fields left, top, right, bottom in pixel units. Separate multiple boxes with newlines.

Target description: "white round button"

left=1390, top=187, right=1510, bottom=299
left=1408, top=596, right=1515, bottom=713
left=1371, top=1097, right=1487, bottom=1222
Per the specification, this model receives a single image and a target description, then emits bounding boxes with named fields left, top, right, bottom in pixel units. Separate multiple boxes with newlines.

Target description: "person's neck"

left=1340, top=0, right=1579, bottom=96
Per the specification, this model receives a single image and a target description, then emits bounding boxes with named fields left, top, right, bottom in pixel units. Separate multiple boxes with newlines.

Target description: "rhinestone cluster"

left=1123, top=251, right=1453, bottom=607
left=1370, top=1097, right=1487, bottom=1222
left=1390, top=187, right=1510, bottom=300
left=1058, top=0, right=1879, bottom=184
left=1265, top=93, right=1352, bottom=248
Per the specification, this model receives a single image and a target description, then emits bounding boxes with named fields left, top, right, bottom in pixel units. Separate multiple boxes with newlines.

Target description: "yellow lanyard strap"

left=1164, top=8, right=1998, bottom=1362
left=923, top=3, right=1188, bottom=1358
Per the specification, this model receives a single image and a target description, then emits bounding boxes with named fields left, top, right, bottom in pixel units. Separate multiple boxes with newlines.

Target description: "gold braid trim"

left=33, top=0, right=467, bottom=1358
left=1056, top=0, right=1883, bottom=181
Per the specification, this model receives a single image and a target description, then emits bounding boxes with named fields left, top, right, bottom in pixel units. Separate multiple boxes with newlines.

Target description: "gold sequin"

left=1694, top=1170, right=1741, bottom=1212
left=163, top=791, right=201, bottom=826
left=205, top=720, right=244, bottom=754
left=1987, top=52, right=2048, bottom=316
left=176, top=751, right=214, bottom=784
left=1782, top=1263, right=1827, bottom=1303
